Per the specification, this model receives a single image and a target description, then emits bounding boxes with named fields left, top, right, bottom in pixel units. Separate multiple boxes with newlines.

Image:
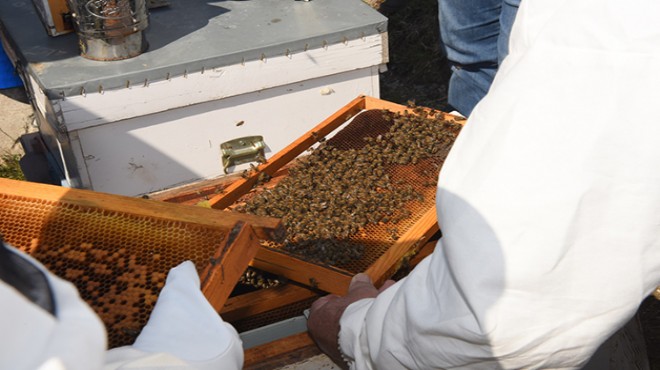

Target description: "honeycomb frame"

left=0, top=179, right=280, bottom=347
left=208, top=96, right=465, bottom=294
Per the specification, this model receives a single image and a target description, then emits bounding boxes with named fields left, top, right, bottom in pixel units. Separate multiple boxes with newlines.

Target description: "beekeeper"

left=0, top=241, right=243, bottom=370
left=437, top=0, right=520, bottom=117
left=308, top=0, right=660, bottom=368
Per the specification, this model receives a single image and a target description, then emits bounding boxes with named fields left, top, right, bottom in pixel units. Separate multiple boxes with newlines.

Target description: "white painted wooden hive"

left=1, top=0, right=388, bottom=196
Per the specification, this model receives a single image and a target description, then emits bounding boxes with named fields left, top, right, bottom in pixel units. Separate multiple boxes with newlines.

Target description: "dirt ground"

left=0, top=87, right=34, bottom=157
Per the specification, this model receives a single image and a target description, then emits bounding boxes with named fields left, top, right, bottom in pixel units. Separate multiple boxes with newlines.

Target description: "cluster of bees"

left=239, top=267, right=282, bottom=289
left=235, top=107, right=462, bottom=267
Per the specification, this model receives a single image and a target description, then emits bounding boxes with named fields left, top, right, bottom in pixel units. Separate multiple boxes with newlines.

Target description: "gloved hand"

left=307, top=273, right=394, bottom=369
left=106, top=261, right=243, bottom=370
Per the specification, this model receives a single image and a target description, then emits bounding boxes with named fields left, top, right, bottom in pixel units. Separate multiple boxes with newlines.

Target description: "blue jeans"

left=438, top=0, right=521, bottom=116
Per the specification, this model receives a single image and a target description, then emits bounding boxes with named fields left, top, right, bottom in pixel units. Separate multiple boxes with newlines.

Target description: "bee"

left=236, top=120, right=245, bottom=127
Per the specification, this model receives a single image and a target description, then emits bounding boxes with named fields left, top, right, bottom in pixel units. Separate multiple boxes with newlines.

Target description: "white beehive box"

left=0, top=0, right=388, bottom=196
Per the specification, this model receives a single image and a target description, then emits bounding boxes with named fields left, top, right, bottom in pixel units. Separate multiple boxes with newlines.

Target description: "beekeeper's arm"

left=0, top=242, right=242, bottom=370
left=310, top=1, right=660, bottom=369
left=0, top=242, right=106, bottom=370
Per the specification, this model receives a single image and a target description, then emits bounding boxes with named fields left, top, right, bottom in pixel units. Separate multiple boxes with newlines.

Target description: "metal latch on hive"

left=221, top=136, right=266, bottom=173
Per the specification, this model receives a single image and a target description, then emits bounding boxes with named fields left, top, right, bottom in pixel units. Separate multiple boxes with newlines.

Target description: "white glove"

left=105, top=261, right=243, bottom=370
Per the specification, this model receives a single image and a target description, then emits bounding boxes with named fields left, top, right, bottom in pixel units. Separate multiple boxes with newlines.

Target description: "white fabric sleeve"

left=0, top=248, right=107, bottom=370
left=339, top=0, right=660, bottom=368
left=105, top=261, right=243, bottom=370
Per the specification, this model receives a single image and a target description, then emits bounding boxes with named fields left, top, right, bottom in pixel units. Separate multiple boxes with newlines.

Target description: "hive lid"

left=0, top=0, right=387, bottom=99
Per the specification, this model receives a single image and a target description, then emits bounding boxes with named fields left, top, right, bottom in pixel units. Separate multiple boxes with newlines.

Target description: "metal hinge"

left=221, top=136, right=266, bottom=173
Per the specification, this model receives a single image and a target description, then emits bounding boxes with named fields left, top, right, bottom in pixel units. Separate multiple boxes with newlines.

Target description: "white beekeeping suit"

left=338, top=0, right=660, bottom=369
left=0, top=245, right=243, bottom=370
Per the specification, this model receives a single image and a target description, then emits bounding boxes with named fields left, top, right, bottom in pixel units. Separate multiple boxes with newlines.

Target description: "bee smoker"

left=66, top=0, right=149, bottom=61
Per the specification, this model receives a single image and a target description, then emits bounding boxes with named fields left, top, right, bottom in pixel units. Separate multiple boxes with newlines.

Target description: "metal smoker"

left=67, top=0, right=149, bottom=61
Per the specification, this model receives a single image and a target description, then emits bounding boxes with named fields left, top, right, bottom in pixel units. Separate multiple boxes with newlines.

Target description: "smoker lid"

left=0, top=0, right=387, bottom=99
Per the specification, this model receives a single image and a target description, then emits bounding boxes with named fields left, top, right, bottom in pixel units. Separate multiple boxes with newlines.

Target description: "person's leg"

left=438, top=0, right=501, bottom=116
left=497, top=0, right=521, bottom=64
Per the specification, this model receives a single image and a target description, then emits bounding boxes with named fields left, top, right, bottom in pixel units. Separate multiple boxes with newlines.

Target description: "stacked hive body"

left=0, top=178, right=280, bottom=347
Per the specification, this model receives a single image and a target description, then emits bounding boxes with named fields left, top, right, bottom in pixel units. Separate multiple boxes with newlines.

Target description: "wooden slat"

left=149, top=167, right=290, bottom=205
left=0, top=178, right=282, bottom=236
left=363, top=95, right=410, bottom=113
left=408, top=238, right=438, bottom=269
left=366, top=206, right=440, bottom=287
left=207, top=95, right=368, bottom=210
left=149, top=175, right=239, bottom=205
left=243, top=332, right=320, bottom=370
left=363, top=95, right=467, bottom=124
left=200, top=222, right=262, bottom=311
left=251, top=247, right=354, bottom=295
left=221, top=283, right=318, bottom=323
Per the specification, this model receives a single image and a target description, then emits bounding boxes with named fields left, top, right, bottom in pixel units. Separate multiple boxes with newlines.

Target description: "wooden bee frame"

left=0, top=178, right=282, bottom=347
left=205, top=95, right=465, bottom=295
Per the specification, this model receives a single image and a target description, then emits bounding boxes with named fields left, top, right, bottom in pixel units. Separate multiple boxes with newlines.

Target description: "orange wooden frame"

left=206, top=96, right=464, bottom=294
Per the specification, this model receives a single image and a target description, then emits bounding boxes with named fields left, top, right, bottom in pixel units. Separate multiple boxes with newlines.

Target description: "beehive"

left=0, top=178, right=280, bottom=347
